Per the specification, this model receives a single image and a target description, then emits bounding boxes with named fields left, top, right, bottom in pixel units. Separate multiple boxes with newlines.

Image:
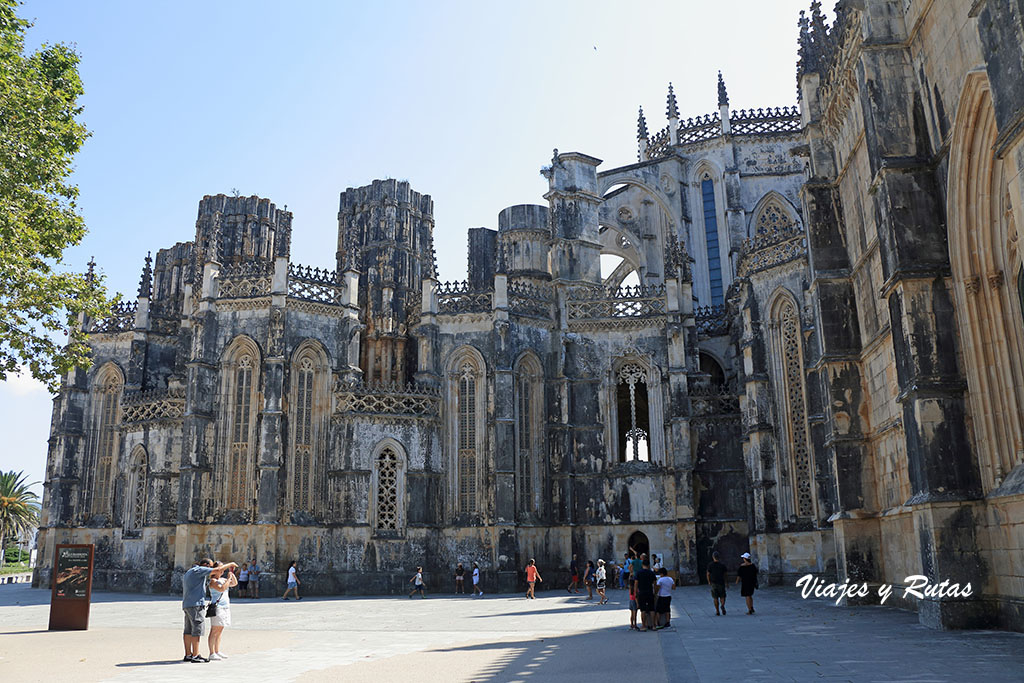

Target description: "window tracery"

left=617, top=363, right=650, bottom=462
left=773, top=298, right=815, bottom=519
left=292, top=357, right=315, bottom=511
left=124, top=447, right=146, bottom=534
left=91, top=367, right=123, bottom=516
left=375, top=447, right=400, bottom=531
left=223, top=346, right=258, bottom=511
left=457, top=361, right=478, bottom=515
left=515, top=355, right=542, bottom=518
left=754, top=199, right=795, bottom=236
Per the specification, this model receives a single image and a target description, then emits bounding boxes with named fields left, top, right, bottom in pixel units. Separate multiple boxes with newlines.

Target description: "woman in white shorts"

left=208, top=562, right=238, bottom=660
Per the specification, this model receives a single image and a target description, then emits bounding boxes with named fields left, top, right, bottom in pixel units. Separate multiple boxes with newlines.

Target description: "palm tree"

left=0, top=471, right=40, bottom=568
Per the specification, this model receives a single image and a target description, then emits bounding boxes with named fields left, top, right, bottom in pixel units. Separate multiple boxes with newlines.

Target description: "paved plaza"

left=1, top=582, right=1022, bottom=682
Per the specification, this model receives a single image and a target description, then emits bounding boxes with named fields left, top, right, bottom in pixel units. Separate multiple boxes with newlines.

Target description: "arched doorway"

left=628, top=530, right=650, bottom=559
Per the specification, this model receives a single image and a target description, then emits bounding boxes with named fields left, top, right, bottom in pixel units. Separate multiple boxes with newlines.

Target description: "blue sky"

left=2, top=0, right=821, bottom=494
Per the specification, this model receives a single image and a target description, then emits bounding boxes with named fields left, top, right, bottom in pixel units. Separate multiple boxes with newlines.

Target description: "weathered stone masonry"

left=34, top=0, right=1024, bottom=632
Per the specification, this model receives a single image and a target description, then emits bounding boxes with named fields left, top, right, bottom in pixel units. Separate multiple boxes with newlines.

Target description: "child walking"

left=408, top=566, right=426, bottom=598
left=525, top=559, right=543, bottom=599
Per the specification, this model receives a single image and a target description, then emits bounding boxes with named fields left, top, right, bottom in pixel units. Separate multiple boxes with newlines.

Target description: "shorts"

left=238, top=579, right=249, bottom=590
left=597, top=580, right=606, bottom=590
left=211, top=606, right=231, bottom=628
left=656, top=596, right=672, bottom=614
left=571, top=574, right=579, bottom=582
left=183, top=606, right=206, bottom=636
left=412, top=584, right=425, bottom=593
left=710, top=583, right=726, bottom=599
left=629, top=599, right=638, bottom=611
left=455, top=576, right=464, bottom=582
left=637, top=593, right=655, bottom=612
left=741, top=584, right=755, bottom=597
left=288, top=581, right=298, bottom=589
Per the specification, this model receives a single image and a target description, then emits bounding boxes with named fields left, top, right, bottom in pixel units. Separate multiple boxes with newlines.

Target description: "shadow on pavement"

left=116, top=660, right=185, bottom=667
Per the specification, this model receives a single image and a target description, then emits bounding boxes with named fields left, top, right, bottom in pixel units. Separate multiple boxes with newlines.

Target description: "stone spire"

left=718, top=72, right=731, bottom=134
left=85, top=256, right=96, bottom=285
left=666, top=83, right=679, bottom=120
left=637, top=106, right=650, bottom=162
left=138, top=252, right=152, bottom=298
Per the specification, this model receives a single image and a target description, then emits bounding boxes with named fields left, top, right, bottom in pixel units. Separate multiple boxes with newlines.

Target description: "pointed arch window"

left=371, top=442, right=406, bottom=535
left=770, top=297, right=815, bottom=520
left=754, top=198, right=795, bottom=236
left=457, top=362, right=478, bottom=515
left=90, top=366, right=123, bottom=517
left=288, top=344, right=328, bottom=516
left=617, top=363, right=650, bottom=462
left=221, top=341, right=260, bottom=512
left=701, top=172, right=724, bottom=307
left=123, top=447, right=147, bottom=535
left=514, top=355, right=543, bottom=518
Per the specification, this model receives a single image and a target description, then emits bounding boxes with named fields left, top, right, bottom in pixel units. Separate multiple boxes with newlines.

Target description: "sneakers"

left=722, top=607, right=726, bottom=615
left=191, top=655, right=209, bottom=663
left=296, top=596, right=303, bottom=600
left=217, top=653, right=228, bottom=659
left=209, top=653, right=223, bottom=661
left=183, top=655, right=194, bottom=663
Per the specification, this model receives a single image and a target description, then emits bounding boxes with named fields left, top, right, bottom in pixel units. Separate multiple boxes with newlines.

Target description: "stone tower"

left=337, top=180, right=435, bottom=385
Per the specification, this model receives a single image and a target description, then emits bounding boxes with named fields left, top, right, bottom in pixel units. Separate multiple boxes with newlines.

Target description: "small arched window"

left=753, top=197, right=796, bottom=236
left=371, top=442, right=406, bottom=535
left=123, top=446, right=147, bottom=535
left=90, top=364, right=123, bottom=517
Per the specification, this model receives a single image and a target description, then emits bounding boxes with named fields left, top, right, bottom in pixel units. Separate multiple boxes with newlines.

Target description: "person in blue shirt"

left=182, top=558, right=237, bottom=663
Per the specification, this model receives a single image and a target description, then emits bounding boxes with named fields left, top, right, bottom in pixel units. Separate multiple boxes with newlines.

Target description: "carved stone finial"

left=666, top=83, right=679, bottom=120
left=637, top=106, right=649, bottom=141
left=86, top=256, right=96, bottom=284
left=138, top=251, right=153, bottom=298
left=717, top=71, right=729, bottom=107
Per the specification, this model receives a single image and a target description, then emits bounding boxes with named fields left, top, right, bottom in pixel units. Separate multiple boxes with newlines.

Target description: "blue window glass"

left=701, top=178, right=724, bottom=306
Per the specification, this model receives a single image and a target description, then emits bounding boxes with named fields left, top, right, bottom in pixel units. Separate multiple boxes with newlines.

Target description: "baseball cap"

left=740, top=552, right=751, bottom=559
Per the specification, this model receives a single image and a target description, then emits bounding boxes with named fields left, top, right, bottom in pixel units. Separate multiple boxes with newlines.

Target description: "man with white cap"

left=735, top=552, right=759, bottom=614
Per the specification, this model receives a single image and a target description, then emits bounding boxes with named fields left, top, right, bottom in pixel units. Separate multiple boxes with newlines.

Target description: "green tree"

left=0, top=470, right=39, bottom=568
left=1, top=0, right=113, bottom=392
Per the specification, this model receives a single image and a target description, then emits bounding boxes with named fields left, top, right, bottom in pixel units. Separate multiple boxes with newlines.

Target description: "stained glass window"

left=702, top=175, right=724, bottom=306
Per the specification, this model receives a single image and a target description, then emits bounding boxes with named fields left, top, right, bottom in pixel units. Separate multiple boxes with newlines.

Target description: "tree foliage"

left=0, top=0, right=113, bottom=392
left=0, top=470, right=39, bottom=568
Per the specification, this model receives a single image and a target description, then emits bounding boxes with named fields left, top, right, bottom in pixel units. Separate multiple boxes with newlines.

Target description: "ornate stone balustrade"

left=288, top=263, right=344, bottom=305
left=689, top=383, right=740, bottom=416
left=676, top=113, right=722, bottom=145
left=567, top=284, right=666, bottom=329
left=508, top=281, right=553, bottom=319
left=120, top=385, right=186, bottom=425
left=695, top=304, right=729, bottom=337
left=729, top=106, right=801, bottom=135
left=91, top=301, right=137, bottom=333
left=437, top=280, right=492, bottom=315
left=736, top=228, right=807, bottom=278
left=647, top=125, right=672, bottom=159
left=217, top=261, right=273, bottom=299
left=333, top=381, right=440, bottom=419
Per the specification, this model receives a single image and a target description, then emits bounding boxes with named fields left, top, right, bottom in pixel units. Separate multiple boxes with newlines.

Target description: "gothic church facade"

left=36, top=0, right=1024, bottom=631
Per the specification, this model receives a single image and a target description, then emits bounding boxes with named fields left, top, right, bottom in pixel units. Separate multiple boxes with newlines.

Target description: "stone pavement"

left=1, top=583, right=1022, bottom=682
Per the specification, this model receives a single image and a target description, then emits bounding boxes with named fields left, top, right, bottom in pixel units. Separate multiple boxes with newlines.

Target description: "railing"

left=688, top=383, right=740, bottom=416
left=288, top=263, right=344, bottom=305
left=695, top=304, right=729, bottom=337
left=333, top=380, right=440, bottom=418
left=437, top=280, right=492, bottom=315
left=729, top=106, right=801, bottom=135
left=120, top=386, right=186, bottom=424
left=676, top=113, right=721, bottom=145
left=736, top=228, right=807, bottom=278
left=91, top=301, right=137, bottom=333
left=647, top=125, right=672, bottom=159
left=217, top=261, right=273, bottom=299
left=508, top=281, right=553, bottom=319
left=567, top=284, right=666, bottom=322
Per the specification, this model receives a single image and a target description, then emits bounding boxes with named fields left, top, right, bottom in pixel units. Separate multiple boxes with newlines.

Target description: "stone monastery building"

left=36, top=1, right=1024, bottom=631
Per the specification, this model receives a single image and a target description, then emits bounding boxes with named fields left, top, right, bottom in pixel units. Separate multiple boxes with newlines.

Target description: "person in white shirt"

left=408, top=566, right=426, bottom=598
left=282, top=560, right=302, bottom=600
left=472, top=562, right=483, bottom=596
left=653, top=555, right=663, bottom=571
left=595, top=559, right=608, bottom=604
left=654, top=568, right=675, bottom=629
left=238, top=564, right=249, bottom=598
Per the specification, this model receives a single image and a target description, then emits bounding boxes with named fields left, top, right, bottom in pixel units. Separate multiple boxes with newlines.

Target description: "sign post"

left=48, top=544, right=95, bottom=631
